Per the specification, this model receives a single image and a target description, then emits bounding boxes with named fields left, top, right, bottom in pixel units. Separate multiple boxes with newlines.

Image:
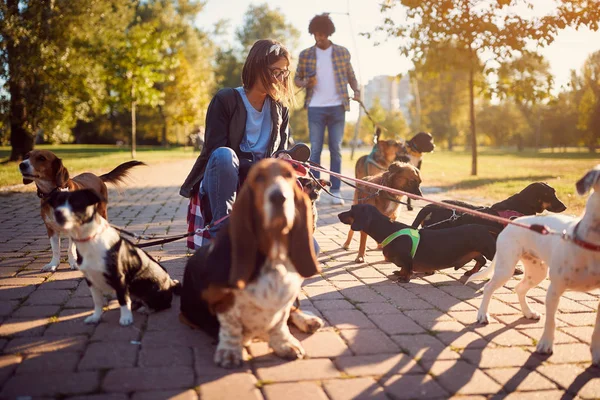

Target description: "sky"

left=194, top=0, right=600, bottom=119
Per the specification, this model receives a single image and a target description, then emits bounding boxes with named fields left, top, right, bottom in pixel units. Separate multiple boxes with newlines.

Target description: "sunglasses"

left=269, top=67, right=290, bottom=80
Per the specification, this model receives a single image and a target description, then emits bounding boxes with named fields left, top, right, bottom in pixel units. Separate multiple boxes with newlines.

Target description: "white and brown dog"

left=180, top=159, right=321, bottom=368
left=46, top=189, right=181, bottom=326
left=467, top=165, right=600, bottom=364
left=19, top=149, right=144, bottom=272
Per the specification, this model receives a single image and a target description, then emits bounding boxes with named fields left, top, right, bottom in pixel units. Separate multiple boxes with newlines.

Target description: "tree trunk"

left=6, top=0, right=34, bottom=161
left=131, top=100, right=137, bottom=159
left=158, top=105, right=168, bottom=147
left=469, top=63, right=477, bottom=176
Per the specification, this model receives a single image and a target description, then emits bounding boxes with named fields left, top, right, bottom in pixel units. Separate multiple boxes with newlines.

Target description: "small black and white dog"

left=298, top=177, right=331, bottom=232
left=47, top=189, right=181, bottom=326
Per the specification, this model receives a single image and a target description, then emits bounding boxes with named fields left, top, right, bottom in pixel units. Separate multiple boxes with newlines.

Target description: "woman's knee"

left=207, top=147, right=239, bottom=170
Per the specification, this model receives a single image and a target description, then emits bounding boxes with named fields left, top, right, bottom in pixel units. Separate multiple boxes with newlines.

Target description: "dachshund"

left=343, top=161, right=422, bottom=263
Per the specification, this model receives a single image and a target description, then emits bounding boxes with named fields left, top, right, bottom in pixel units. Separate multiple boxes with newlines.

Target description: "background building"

left=363, top=74, right=413, bottom=123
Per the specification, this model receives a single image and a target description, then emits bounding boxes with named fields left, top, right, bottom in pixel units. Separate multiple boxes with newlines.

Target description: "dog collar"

left=380, top=228, right=420, bottom=258
left=37, top=186, right=66, bottom=199
left=72, top=222, right=108, bottom=243
left=571, top=222, right=600, bottom=252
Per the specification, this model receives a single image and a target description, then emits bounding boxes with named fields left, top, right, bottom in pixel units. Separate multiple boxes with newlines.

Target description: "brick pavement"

left=0, top=157, right=599, bottom=399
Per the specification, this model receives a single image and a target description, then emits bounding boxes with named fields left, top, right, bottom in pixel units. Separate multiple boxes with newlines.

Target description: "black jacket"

left=180, top=88, right=290, bottom=198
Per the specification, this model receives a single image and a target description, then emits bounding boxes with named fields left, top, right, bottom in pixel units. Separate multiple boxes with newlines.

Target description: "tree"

left=576, top=51, right=600, bottom=152
left=0, top=0, right=132, bottom=160
left=497, top=52, right=553, bottom=148
left=376, top=0, right=599, bottom=175
left=214, top=3, right=300, bottom=90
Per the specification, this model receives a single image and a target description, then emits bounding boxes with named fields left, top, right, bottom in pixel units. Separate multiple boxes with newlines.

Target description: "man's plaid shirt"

left=294, top=43, right=359, bottom=111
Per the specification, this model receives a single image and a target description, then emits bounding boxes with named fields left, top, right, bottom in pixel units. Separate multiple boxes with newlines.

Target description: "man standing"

left=295, top=13, right=360, bottom=205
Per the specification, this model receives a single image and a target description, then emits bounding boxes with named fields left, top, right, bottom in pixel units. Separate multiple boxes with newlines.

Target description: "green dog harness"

left=380, top=228, right=421, bottom=258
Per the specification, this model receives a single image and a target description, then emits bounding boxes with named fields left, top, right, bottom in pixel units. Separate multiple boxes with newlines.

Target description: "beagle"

left=46, top=189, right=181, bottom=326
left=18, top=149, right=144, bottom=272
left=180, top=158, right=321, bottom=368
left=467, top=165, right=600, bottom=365
left=396, top=131, right=435, bottom=210
left=343, top=161, right=422, bottom=263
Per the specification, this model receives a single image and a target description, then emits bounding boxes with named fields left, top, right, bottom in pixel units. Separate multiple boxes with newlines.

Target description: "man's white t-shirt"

left=309, top=46, right=343, bottom=107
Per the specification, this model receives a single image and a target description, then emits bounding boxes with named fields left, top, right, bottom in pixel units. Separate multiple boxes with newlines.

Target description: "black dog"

left=298, top=177, right=331, bottom=232
left=396, top=131, right=435, bottom=211
left=338, top=204, right=497, bottom=282
left=411, top=182, right=567, bottom=232
left=46, top=189, right=181, bottom=326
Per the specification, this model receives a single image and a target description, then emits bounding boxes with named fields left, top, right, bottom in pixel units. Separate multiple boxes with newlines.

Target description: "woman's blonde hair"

left=242, top=39, right=294, bottom=107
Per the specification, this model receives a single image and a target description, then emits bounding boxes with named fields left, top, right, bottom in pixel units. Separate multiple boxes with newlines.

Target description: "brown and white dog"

left=18, top=149, right=144, bottom=272
left=342, top=161, right=422, bottom=263
left=180, top=159, right=321, bottom=368
left=396, top=131, right=435, bottom=210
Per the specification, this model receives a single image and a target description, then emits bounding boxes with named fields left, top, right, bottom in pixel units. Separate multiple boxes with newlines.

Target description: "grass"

left=344, top=147, right=597, bottom=216
left=0, top=144, right=199, bottom=188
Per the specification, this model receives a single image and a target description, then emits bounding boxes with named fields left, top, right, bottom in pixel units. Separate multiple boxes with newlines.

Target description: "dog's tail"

left=465, top=257, right=496, bottom=284
left=171, top=279, right=182, bottom=296
left=100, top=160, right=146, bottom=185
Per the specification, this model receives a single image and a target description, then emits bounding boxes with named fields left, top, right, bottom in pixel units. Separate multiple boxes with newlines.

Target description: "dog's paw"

left=524, top=310, right=541, bottom=320
left=354, top=255, right=365, bottom=263
left=41, top=262, right=59, bottom=272
left=289, top=310, right=324, bottom=333
left=476, top=312, right=490, bottom=325
left=84, top=313, right=102, bottom=324
left=536, top=339, right=554, bottom=355
left=69, top=261, right=79, bottom=270
left=214, top=347, right=244, bottom=368
left=119, top=312, right=134, bottom=326
left=271, top=339, right=305, bottom=360
left=342, top=243, right=350, bottom=250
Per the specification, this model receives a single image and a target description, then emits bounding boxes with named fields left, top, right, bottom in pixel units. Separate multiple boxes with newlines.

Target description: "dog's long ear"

left=576, top=167, right=600, bottom=196
left=374, top=127, right=381, bottom=144
left=289, top=184, right=319, bottom=278
left=80, top=189, right=106, bottom=206
left=229, top=183, right=258, bottom=289
left=350, top=206, right=372, bottom=232
left=318, top=179, right=331, bottom=188
left=53, top=157, right=69, bottom=188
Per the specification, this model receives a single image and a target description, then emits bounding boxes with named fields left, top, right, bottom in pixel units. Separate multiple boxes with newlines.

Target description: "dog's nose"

left=19, top=162, right=27, bottom=171
left=269, top=190, right=286, bottom=207
left=54, top=210, right=66, bottom=225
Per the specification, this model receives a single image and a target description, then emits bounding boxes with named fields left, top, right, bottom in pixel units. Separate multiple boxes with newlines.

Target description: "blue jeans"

left=200, top=146, right=320, bottom=254
left=308, top=105, right=346, bottom=191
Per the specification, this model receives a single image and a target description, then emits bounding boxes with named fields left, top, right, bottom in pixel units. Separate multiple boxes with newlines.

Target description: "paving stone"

left=4, top=335, right=88, bottom=354
left=79, top=341, right=138, bottom=370
left=44, top=309, right=96, bottom=336
left=383, top=374, right=449, bottom=399
left=0, top=354, right=22, bottom=386
left=323, top=378, right=388, bottom=400
left=537, top=364, right=600, bottom=399
left=12, top=305, right=61, bottom=318
left=262, top=382, right=328, bottom=400
left=102, top=366, right=194, bottom=392
left=0, top=300, right=18, bottom=317
left=392, top=334, right=460, bottom=360
left=312, top=299, right=355, bottom=311
left=130, top=390, right=198, bottom=400
left=0, top=317, right=48, bottom=337
left=339, top=328, right=400, bottom=355
left=0, top=285, right=36, bottom=300
left=487, top=367, right=558, bottom=392
left=560, top=326, right=594, bottom=344
left=545, top=343, right=595, bottom=364
left=461, top=347, right=533, bottom=368
left=1, top=371, right=99, bottom=397
left=557, top=312, right=597, bottom=327
left=356, top=302, right=399, bottom=314
left=369, top=314, right=425, bottom=335
left=138, top=345, right=194, bottom=367
left=335, top=353, right=423, bottom=377
left=24, top=289, right=71, bottom=305
left=198, top=373, right=261, bottom=400
left=17, top=352, right=80, bottom=374
left=321, top=309, right=377, bottom=330
left=255, top=359, right=341, bottom=382
left=424, top=359, right=503, bottom=395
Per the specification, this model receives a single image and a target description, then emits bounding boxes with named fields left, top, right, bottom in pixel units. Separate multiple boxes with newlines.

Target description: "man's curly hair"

left=308, top=13, right=335, bottom=36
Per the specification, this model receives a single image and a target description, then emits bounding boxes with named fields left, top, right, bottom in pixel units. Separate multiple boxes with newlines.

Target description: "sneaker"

left=330, top=191, right=345, bottom=206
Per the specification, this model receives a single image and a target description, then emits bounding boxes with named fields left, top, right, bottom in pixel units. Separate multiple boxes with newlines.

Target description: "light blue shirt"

left=236, top=87, right=272, bottom=160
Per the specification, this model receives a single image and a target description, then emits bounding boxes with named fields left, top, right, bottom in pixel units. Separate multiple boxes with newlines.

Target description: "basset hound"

left=180, top=158, right=321, bottom=368
left=19, top=149, right=144, bottom=272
